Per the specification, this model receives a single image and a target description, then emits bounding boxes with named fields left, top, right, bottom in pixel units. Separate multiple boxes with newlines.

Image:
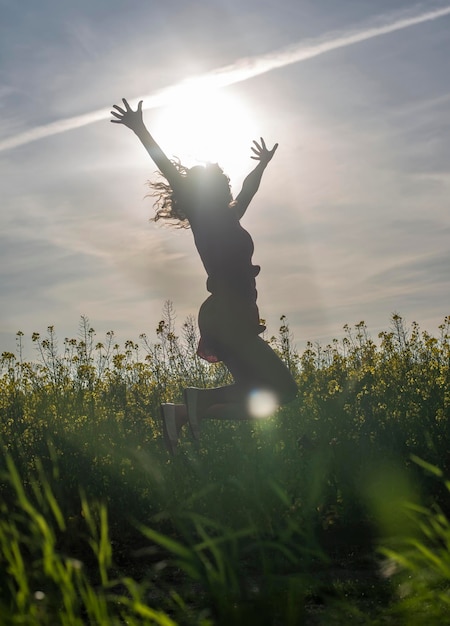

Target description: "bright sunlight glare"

left=247, top=390, right=279, bottom=418
left=151, top=83, right=259, bottom=178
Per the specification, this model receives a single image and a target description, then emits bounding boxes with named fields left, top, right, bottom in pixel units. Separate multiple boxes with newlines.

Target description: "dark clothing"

left=183, top=195, right=297, bottom=405
left=191, top=207, right=259, bottom=300
left=197, top=294, right=265, bottom=362
left=189, top=207, right=265, bottom=363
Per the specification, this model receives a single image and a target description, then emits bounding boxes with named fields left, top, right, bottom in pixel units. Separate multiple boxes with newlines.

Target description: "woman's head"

left=149, top=161, right=233, bottom=228
left=184, top=163, right=233, bottom=207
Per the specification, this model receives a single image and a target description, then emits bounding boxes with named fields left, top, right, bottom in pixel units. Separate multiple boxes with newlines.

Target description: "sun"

left=151, top=81, right=259, bottom=181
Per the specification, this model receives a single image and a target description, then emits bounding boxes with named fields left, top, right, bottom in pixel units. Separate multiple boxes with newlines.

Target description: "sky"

left=1, top=0, right=450, bottom=357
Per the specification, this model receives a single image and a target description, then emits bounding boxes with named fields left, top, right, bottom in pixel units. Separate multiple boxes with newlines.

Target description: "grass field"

left=1, top=306, right=450, bottom=624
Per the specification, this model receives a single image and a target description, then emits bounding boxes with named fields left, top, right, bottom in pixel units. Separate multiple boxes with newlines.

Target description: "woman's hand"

left=250, top=137, right=278, bottom=167
left=110, top=98, right=145, bottom=133
left=110, top=97, right=180, bottom=185
left=234, top=137, right=279, bottom=219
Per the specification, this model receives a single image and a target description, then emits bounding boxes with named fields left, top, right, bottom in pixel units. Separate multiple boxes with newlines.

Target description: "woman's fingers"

left=110, top=107, right=125, bottom=123
left=110, top=98, right=145, bottom=128
left=249, top=138, right=278, bottom=161
left=111, top=104, right=126, bottom=120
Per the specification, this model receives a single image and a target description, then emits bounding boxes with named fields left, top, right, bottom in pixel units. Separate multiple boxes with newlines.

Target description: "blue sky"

left=1, top=0, right=450, bottom=355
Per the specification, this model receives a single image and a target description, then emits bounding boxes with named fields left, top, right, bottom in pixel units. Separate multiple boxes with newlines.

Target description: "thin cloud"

left=1, top=4, right=450, bottom=153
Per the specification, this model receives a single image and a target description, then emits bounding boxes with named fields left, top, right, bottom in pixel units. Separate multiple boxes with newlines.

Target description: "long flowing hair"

left=147, top=160, right=234, bottom=228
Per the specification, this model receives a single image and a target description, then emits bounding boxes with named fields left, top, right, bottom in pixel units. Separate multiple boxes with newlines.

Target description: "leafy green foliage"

left=378, top=459, right=450, bottom=625
left=1, top=306, right=450, bottom=623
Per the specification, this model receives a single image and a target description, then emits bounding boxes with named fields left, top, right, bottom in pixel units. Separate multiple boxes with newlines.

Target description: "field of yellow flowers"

left=1, top=306, right=450, bottom=624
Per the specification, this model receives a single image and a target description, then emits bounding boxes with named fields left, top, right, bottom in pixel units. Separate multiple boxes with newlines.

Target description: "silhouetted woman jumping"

left=111, top=98, right=298, bottom=453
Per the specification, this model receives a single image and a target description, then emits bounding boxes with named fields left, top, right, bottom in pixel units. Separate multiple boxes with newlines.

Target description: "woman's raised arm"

left=111, top=99, right=180, bottom=189
left=234, top=138, right=278, bottom=220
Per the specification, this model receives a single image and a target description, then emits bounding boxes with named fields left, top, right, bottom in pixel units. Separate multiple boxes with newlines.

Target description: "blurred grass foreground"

left=1, top=304, right=450, bottom=624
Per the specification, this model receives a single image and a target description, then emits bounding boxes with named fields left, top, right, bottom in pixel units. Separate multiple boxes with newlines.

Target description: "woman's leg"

left=185, top=334, right=298, bottom=430
left=160, top=403, right=188, bottom=454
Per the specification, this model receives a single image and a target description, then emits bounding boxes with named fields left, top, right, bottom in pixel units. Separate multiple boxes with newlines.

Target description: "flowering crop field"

left=1, top=306, right=450, bottom=624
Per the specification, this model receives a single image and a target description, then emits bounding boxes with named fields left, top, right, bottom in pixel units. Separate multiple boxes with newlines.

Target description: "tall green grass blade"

left=138, top=524, right=193, bottom=560
left=410, top=456, right=443, bottom=477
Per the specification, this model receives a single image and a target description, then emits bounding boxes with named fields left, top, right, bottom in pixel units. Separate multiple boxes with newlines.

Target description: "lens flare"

left=247, top=390, right=278, bottom=418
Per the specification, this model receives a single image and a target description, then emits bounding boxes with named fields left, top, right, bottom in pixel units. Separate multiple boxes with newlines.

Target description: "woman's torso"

left=189, top=208, right=260, bottom=302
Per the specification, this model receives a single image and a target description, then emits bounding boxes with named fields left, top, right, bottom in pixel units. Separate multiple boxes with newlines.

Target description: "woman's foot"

left=160, top=404, right=186, bottom=455
left=184, top=388, right=201, bottom=440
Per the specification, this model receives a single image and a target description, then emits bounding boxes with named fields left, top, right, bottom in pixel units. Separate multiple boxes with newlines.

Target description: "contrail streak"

left=1, top=5, right=449, bottom=153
